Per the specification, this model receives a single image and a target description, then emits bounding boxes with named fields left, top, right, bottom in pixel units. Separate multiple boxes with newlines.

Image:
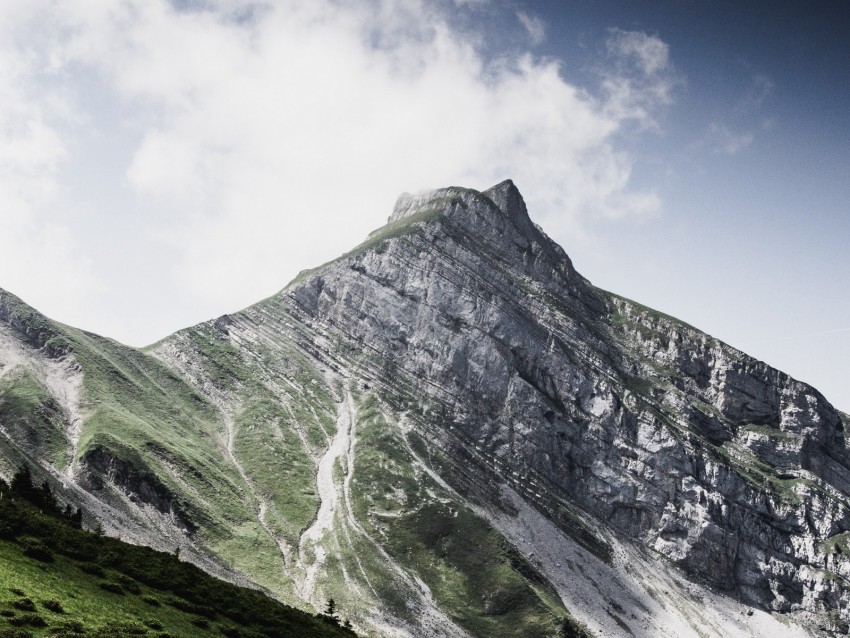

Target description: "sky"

left=1, top=0, right=849, bottom=411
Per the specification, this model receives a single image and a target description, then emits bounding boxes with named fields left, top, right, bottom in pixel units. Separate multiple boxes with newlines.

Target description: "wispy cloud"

left=600, top=29, right=678, bottom=127
left=606, top=28, right=670, bottom=76
left=735, top=73, right=774, bottom=115
left=516, top=11, right=546, bottom=46
left=707, top=122, right=754, bottom=155
left=0, top=1, right=102, bottom=322
left=0, top=0, right=678, bottom=343
left=699, top=72, right=771, bottom=156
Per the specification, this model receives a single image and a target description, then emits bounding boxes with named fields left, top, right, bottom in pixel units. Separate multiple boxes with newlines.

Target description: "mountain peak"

left=482, top=178, right=526, bottom=220
left=387, top=179, right=534, bottom=232
left=387, top=185, right=474, bottom=224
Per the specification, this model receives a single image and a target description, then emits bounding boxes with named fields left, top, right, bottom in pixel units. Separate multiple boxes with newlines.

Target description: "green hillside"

left=0, top=468, right=357, bottom=638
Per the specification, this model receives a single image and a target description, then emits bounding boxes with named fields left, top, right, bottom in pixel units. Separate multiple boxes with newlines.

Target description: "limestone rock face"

left=261, top=180, right=850, bottom=629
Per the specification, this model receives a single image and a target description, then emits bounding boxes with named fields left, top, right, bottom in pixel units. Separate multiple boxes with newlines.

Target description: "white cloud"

left=606, top=28, right=670, bottom=76
left=600, top=29, right=677, bottom=127
left=517, top=11, right=546, bottom=46
left=707, top=122, right=754, bottom=155
left=0, top=2, right=102, bottom=323
left=735, top=73, right=774, bottom=114
left=0, top=0, right=677, bottom=344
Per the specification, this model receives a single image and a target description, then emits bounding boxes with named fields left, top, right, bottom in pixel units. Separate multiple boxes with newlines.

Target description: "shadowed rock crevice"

left=80, top=445, right=197, bottom=535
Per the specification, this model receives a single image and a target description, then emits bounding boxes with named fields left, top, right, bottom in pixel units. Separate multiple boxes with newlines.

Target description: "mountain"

left=2, top=180, right=850, bottom=637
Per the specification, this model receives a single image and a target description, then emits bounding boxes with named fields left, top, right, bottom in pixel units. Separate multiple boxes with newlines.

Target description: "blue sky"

left=527, top=0, right=850, bottom=412
left=1, top=0, right=848, bottom=411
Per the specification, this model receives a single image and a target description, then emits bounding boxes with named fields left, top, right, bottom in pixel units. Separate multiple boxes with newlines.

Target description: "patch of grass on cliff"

left=349, top=395, right=585, bottom=638
left=821, top=532, right=850, bottom=557
left=351, top=199, right=454, bottom=255
left=714, top=441, right=828, bottom=505
left=61, top=327, right=257, bottom=536
left=186, top=329, right=263, bottom=392
left=0, top=474, right=357, bottom=638
left=285, top=197, right=455, bottom=289
left=0, top=369, right=68, bottom=466
left=737, top=423, right=795, bottom=441
left=602, top=291, right=697, bottom=332
left=212, top=518, right=294, bottom=600
left=233, top=397, right=318, bottom=544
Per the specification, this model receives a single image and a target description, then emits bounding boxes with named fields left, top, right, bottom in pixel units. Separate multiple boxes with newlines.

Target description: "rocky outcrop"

left=79, top=445, right=196, bottom=534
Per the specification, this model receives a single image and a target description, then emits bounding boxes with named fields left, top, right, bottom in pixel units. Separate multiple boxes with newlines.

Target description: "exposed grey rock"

left=259, top=181, right=850, bottom=631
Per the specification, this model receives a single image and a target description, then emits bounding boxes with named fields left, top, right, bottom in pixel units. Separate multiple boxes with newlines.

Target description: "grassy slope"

left=1, top=287, right=329, bottom=607
left=0, top=288, right=292, bottom=602
left=65, top=328, right=249, bottom=528
left=0, top=284, right=254, bottom=543
left=161, top=320, right=339, bottom=598
left=0, top=485, right=356, bottom=638
left=346, top=395, right=589, bottom=638
left=0, top=369, right=68, bottom=468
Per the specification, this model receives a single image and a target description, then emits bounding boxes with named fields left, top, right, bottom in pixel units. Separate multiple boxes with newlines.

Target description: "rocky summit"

left=2, top=180, right=850, bottom=637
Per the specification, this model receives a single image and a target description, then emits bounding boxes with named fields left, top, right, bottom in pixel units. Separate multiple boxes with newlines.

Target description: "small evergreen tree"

left=62, top=504, right=84, bottom=528
left=325, top=598, right=338, bottom=622
left=39, top=480, right=55, bottom=510
left=10, top=464, right=36, bottom=500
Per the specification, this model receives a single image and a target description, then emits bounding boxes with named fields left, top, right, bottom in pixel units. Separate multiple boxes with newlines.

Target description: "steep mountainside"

left=0, top=473, right=357, bottom=638
left=2, top=180, right=850, bottom=638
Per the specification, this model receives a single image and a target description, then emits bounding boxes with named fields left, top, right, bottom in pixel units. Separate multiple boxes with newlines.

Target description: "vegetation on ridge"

left=0, top=369, right=68, bottom=468
left=0, top=467, right=358, bottom=638
left=347, top=394, right=591, bottom=638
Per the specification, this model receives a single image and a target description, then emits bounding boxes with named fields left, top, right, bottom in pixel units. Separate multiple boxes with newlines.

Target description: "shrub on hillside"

left=165, top=596, right=216, bottom=619
left=11, top=599, right=36, bottom=612
left=115, top=575, right=140, bottom=595
left=98, top=582, right=124, bottom=595
left=7, top=613, right=46, bottom=628
left=42, top=598, right=64, bottom=613
left=17, top=537, right=53, bottom=562
left=52, top=619, right=85, bottom=635
left=77, top=562, right=105, bottom=577
left=143, top=617, right=164, bottom=630
left=91, top=620, right=148, bottom=636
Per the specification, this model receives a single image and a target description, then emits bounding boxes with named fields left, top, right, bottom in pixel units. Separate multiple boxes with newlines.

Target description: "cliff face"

left=2, top=180, right=849, bottom=637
